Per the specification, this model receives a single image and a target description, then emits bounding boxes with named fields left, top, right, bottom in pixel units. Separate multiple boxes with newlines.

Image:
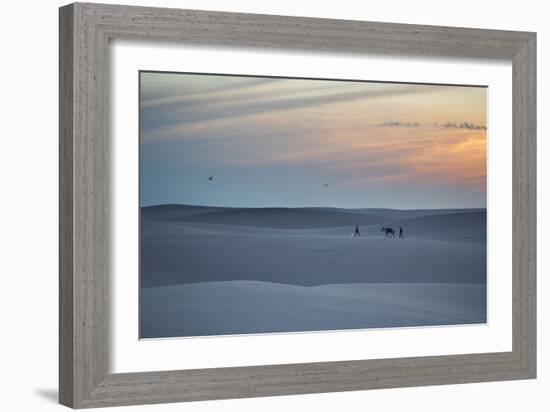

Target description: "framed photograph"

left=59, top=2, right=536, bottom=408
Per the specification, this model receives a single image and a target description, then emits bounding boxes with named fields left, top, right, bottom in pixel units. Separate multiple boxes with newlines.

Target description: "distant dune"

left=173, top=207, right=387, bottom=229
left=143, top=204, right=484, bottom=222
left=143, top=204, right=484, bottom=229
left=142, top=204, right=232, bottom=220
left=352, top=207, right=486, bottom=220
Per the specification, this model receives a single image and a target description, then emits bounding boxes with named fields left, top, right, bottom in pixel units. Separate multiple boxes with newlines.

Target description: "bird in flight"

left=208, top=176, right=213, bottom=181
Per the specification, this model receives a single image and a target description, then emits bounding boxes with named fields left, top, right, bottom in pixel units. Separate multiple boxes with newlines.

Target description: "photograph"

left=2, top=0, right=541, bottom=410
left=139, top=72, right=488, bottom=338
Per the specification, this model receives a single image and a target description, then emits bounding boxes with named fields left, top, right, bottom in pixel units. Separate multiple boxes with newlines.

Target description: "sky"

left=140, top=71, right=487, bottom=209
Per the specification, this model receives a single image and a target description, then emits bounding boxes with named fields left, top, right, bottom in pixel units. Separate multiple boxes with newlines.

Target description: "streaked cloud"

left=141, top=77, right=443, bottom=142
left=141, top=77, right=278, bottom=108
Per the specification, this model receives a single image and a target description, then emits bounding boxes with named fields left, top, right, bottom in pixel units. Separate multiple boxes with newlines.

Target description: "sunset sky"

left=140, top=72, right=487, bottom=209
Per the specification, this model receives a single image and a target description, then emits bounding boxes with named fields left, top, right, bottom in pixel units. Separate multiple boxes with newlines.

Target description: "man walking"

left=354, top=225, right=361, bottom=237
left=399, top=226, right=404, bottom=239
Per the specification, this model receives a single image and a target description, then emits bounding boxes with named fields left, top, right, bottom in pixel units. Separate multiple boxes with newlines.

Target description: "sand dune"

left=352, top=207, right=485, bottom=220
left=141, top=208, right=486, bottom=288
left=171, top=207, right=386, bottom=229
left=356, top=211, right=486, bottom=242
left=140, top=281, right=487, bottom=338
left=140, top=204, right=487, bottom=337
left=143, top=204, right=484, bottom=227
left=142, top=204, right=231, bottom=220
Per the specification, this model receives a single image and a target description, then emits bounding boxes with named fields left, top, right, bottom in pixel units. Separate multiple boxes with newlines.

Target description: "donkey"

left=381, top=226, right=396, bottom=238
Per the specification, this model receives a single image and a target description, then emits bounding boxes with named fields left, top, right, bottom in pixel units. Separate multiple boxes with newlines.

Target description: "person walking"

left=399, top=226, right=404, bottom=239
left=354, top=225, right=361, bottom=237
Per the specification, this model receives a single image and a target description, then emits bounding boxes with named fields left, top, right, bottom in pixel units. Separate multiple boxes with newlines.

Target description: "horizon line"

left=141, top=202, right=487, bottom=211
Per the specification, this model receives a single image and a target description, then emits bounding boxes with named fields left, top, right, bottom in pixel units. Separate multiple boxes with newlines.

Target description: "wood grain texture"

left=512, top=34, right=537, bottom=374
left=59, top=2, right=537, bottom=408
left=59, top=4, right=74, bottom=406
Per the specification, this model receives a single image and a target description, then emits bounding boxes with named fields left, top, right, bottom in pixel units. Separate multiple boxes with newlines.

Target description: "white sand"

left=141, top=281, right=486, bottom=338
left=140, top=205, right=487, bottom=337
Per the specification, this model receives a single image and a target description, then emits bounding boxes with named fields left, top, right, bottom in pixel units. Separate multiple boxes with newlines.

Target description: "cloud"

left=378, top=120, right=487, bottom=130
left=379, top=121, right=421, bottom=128
left=436, top=121, right=487, bottom=130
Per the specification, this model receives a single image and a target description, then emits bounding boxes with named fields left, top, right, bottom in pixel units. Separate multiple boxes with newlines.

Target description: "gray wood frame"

left=59, top=2, right=536, bottom=408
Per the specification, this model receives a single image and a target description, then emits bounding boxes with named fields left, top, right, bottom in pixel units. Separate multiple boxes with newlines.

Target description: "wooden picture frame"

left=59, top=2, right=536, bottom=408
